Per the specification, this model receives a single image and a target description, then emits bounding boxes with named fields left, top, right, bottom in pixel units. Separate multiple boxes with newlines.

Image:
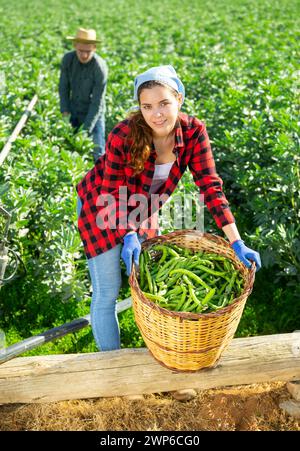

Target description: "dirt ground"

left=0, top=381, right=299, bottom=431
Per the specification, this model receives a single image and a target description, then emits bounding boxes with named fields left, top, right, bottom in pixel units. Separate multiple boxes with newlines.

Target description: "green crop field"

left=0, top=0, right=299, bottom=357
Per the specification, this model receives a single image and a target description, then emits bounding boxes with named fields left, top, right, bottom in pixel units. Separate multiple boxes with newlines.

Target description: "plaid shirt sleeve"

left=76, top=124, right=139, bottom=258
left=94, top=128, right=138, bottom=236
left=188, top=122, right=235, bottom=229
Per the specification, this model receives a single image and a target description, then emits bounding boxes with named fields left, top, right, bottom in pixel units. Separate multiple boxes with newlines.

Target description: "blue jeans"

left=91, top=114, right=106, bottom=162
left=77, top=197, right=145, bottom=351
left=71, top=113, right=106, bottom=162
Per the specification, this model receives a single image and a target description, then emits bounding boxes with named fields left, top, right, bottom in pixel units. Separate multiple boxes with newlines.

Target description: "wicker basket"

left=129, top=230, right=255, bottom=372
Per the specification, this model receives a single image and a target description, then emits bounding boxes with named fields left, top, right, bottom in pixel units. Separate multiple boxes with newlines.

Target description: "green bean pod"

left=152, top=244, right=168, bottom=264
left=175, top=286, right=187, bottom=311
left=166, top=273, right=182, bottom=287
left=144, top=263, right=153, bottom=294
left=167, top=286, right=182, bottom=297
left=142, top=292, right=168, bottom=303
left=197, top=265, right=227, bottom=278
left=139, top=253, right=145, bottom=289
left=225, top=270, right=238, bottom=294
left=167, top=247, right=180, bottom=258
left=201, top=287, right=216, bottom=306
left=156, top=258, right=178, bottom=279
left=188, top=285, right=202, bottom=306
left=169, top=268, right=210, bottom=290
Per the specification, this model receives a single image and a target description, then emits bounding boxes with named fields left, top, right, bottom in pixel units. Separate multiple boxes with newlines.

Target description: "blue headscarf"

left=133, top=65, right=185, bottom=103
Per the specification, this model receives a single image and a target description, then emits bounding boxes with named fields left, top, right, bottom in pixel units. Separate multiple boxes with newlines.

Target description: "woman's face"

left=139, top=85, right=182, bottom=138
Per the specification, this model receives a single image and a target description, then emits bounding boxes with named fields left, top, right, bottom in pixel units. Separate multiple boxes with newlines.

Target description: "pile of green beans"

left=138, top=243, right=244, bottom=313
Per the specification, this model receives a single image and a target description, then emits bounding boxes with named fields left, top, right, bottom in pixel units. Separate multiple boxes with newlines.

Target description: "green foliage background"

left=0, top=0, right=299, bottom=356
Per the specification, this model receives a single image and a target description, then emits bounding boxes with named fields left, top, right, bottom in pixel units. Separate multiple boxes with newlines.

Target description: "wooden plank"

left=0, top=297, right=132, bottom=365
left=0, top=332, right=299, bottom=404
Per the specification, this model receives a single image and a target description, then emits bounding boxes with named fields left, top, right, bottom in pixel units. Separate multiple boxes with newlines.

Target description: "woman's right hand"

left=121, top=232, right=141, bottom=276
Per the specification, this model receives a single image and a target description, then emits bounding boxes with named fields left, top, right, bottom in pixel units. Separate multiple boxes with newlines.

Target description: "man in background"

left=59, top=28, right=108, bottom=162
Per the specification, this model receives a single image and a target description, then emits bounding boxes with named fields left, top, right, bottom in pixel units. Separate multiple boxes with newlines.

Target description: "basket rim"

left=129, top=230, right=255, bottom=320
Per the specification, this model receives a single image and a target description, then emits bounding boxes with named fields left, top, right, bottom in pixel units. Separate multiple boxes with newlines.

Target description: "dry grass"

left=0, top=382, right=299, bottom=431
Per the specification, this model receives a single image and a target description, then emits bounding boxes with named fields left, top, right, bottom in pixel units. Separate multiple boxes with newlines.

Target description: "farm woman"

left=76, top=65, right=261, bottom=352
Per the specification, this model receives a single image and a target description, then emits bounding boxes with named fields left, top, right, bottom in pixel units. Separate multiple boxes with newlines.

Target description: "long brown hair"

left=126, top=81, right=180, bottom=175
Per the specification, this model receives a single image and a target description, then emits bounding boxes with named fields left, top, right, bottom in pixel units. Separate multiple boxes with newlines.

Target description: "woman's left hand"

left=231, top=240, right=261, bottom=272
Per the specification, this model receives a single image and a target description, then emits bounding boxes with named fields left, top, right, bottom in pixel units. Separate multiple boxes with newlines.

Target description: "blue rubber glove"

left=231, top=240, right=261, bottom=272
left=121, top=232, right=141, bottom=276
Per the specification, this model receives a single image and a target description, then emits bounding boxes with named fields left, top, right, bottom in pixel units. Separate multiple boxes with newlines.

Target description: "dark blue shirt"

left=59, top=50, right=108, bottom=133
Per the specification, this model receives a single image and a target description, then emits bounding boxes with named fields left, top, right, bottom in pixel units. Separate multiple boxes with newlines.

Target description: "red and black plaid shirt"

left=76, top=113, right=235, bottom=259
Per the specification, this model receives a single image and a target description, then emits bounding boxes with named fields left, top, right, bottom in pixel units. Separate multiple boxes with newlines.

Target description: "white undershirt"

left=125, top=162, right=174, bottom=236
left=149, top=161, right=174, bottom=194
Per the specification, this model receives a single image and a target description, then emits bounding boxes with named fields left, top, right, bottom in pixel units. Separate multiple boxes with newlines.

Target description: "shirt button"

left=143, top=184, right=149, bottom=191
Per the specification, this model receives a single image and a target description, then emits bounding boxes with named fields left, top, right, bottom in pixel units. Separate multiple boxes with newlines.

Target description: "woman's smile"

left=153, top=119, right=167, bottom=127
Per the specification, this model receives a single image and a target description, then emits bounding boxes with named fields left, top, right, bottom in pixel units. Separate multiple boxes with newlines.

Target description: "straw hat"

left=66, top=28, right=100, bottom=44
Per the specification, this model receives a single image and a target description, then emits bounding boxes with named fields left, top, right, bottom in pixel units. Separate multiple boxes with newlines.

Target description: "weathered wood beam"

left=0, top=332, right=299, bottom=404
